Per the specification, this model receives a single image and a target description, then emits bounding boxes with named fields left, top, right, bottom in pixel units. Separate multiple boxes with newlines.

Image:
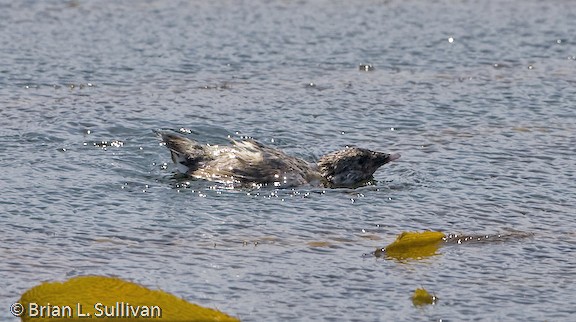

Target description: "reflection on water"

left=1, top=0, right=576, bottom=320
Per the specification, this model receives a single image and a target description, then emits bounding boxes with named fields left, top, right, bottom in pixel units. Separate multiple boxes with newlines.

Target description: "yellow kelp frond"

left=378, top=231, right=446, bottom=260
left=18, top=275, right=240, bottom=322
left=412, top=288, right=437, bottom=306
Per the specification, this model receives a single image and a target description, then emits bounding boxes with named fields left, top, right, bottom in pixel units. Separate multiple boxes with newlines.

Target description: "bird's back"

left=156, top=131, right=320, bottom=187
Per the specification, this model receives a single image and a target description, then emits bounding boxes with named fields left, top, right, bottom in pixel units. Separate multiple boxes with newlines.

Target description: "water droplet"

left=359, top=64, right=374, bottom=71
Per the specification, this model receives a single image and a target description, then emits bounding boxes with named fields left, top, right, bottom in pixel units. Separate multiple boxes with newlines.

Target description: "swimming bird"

left=155, top=130, right=400, bottom=188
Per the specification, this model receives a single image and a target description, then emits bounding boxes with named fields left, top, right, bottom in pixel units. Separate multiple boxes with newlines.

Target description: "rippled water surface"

left=2, top=0, right=576, bottom=320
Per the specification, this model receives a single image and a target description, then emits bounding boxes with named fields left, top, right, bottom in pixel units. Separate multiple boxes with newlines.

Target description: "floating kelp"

left=412, top=288, right=437, bottom=306
left=376, top=231, right=445, bottom=260
left=307, top=241, right=334, bottom=248
left=18, top=276, right=240, bottom=321
left=442, top=231, right=535, bottom=245
left=376, top=230, right=535, bottom=259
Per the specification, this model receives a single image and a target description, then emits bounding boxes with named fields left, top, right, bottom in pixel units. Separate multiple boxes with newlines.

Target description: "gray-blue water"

left=1, top=0, right=575, bottom=320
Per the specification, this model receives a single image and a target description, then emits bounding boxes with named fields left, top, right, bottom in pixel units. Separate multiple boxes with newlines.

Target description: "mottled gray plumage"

left=156, top=130, right=399, bottom=188
left=317, top=147, right=400, bottom=188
